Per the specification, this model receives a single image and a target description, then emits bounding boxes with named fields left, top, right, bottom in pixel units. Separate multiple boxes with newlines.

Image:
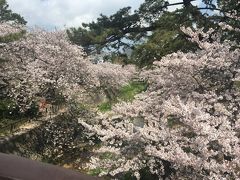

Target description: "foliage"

left=0, top=0, right=26, bottom=24
left=24, top=102, right=39, bottom=118
left=99, top=152, right=117, bottom=160
left=0, top=29, right=25, bottom=43
left=118, top=81, right=147, bottom=102
left=0, top=98, right=39, bottom=120
left=0, top=23, right=136, bottom=112
left=0, top=99, right=38, bottom=134
left=67, top=0, right=239, bottom=66
left=0, top=98, right=18, bottom=118
left=1, top=3, right=240, bottom=179
left=130, top=9, right=205, bottom=67
left=79, top=24, right=240, bottom=179
left=98, top=102, right=112, bottom=112
left=103, top=53, right=128, bottom=64
left=67, top=6, right=142, bottom=54
left=0, top=22, right=25, bottom=42
left=87, top=167, right=107, bottom=176
left=0, top=117, right=29, bottom=135
left=98, top=81, right=147, bottom=112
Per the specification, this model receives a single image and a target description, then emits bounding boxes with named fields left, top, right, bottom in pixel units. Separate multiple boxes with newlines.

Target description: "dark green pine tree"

left=0, top=0, right=26, bottom=24
left=67, top=0, right=239, bottom=67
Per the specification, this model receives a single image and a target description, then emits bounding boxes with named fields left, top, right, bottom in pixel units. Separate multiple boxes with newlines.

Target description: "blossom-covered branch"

left=80, top=25, right=240, bottom=179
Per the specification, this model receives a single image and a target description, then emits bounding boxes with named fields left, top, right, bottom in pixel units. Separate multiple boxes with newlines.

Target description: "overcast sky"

left=8, top=0, right=202, bottom=30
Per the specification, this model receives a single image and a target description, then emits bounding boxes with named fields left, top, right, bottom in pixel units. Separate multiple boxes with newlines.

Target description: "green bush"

left=98, top=81, right=148, bottom=112
left=25, top=102, right=39, bottom=118
left=88, top=167, right=107, bottom=176
left=98, top=102, right=112, bottom=112
left=118, top=81, right=148, bottom=102
left=0, top=30, right=26, bottom=43
left=0, top=98, right=19, bottom=119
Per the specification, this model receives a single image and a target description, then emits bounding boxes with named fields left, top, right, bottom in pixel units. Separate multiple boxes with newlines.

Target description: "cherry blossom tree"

left=1, top=16, right=239, bottom=180
left=0, top=23, right=136, bottom=111
left=79, top=26, right=240, bottom=179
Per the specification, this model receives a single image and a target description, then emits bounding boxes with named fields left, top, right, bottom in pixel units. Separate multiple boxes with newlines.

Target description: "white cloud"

left=7, top=0, right=202, bottom=30
left=8, top=0, right=144, bottom=29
